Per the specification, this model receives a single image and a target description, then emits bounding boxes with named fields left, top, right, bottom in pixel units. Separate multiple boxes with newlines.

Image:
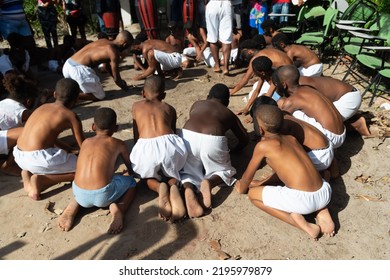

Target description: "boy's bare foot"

left=222, top=69, right=230, bottom=76
left=170, top=184, right=186, bottom=222
left=158, top=182, right=172, bottom=221
left=108, top=203, right=124, bottom=234
left=200, top=179, right=212, bottom=209
left=184, top=187, right=204, bottom=218
left=350, top=116, right=371, bottom=136
left=291, top=213, right=321, bottom=240
left=21, top=170, right=34, bottom=196
left=58, top=200, right=79, bottom=232
left=316, top=208, right=335, bottom=237
left=29, top=174, right=42, bottom=200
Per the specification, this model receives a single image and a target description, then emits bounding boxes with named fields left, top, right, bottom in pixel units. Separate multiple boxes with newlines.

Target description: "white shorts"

left=130, top=134, right=187, bottom=181
left=206, top=1, right=233, bottom=44
left=298, top=63, right=323, bottom=77
left=293, top=110, right=346, bottom=149
left=62, top=58, right=105, bottom=100
left=182, top=47, right=215, bottom=67
left=154, top=49, right=182, bottom=71
left=13, top=146, right=77, bottom=175
left=243, top=81, right=281, bottom=103
left=308, top=142, right=334, bottom=171
left=333, top=89, right=361, bottom=121
left=262, top=180, right=332, bottom=215
left=0, top=130, right=8, bottom=155
left=179, top=129, right=236, bottom=188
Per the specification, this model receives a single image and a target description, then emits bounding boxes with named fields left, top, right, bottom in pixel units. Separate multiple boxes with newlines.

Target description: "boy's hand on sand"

left=132, top=74, right=145, bottom=81
left=117, top=79, right=128, bottom=91
left=236, top=107, right=250, bottom=116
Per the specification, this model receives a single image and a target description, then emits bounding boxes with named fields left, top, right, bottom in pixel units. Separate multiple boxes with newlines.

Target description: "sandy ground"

left=0, top=33, right=389, bottom=260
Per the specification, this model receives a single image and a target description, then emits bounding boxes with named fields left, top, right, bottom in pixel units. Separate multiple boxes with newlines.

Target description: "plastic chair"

left=295, top=7, right=339, bottom=58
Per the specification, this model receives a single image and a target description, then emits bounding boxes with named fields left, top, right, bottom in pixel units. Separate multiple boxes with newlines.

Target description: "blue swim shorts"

left=72, top=174, right=136, bottom=208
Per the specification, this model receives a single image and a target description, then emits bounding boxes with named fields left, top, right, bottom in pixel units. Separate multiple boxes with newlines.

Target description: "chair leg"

left=369, top=75, right=382, bottom=107
left=342, top=58, right=358, bottom=82
left=362, top=73, right=379, bottom=98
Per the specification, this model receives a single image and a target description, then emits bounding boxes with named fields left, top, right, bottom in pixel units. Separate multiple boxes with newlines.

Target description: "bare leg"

left=347, top=115, right=371, bottom=136
left=248, top=186, right=321, bottom=240
left=200, top=175, right=224, bottom=209
left=210, top=42, right=221, bottom=72
left=78, top=92, right=100, bottom=101
left=29, top=173, right=75, bottom=200
left=290, top=213, right=321, bottom=240
left=328, top=158, right=340, bottom=179
left=147, top=179, right=172, bottom=221
left=170, top=184, right=186, bottom=222
left=58, top=199, right=80, bottom=232
left=183, top=183, right=204, bottom=218
left=221, top=43, right=231, bottom=75
left=108, top=187, right=136, bottom=234
left=0, top=156, right=21, bottom=176
left=21, top=170, right=33, bottom=195
left=315, top=207, right=335, bottom=237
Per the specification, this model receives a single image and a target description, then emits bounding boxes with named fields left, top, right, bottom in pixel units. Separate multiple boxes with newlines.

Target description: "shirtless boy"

left=273, top=65, right=346, bottom=150
left=235, top=104, right=335, bottom=240
left=230, top=36, right=292, bottom=96
left=299, top=75, right=370, bottom=136
left=62, top=30, right=133, bottom=100
left=180, top=83, right=249, bottom=218
left=58, top=108, right=136, bottom=234
left=130, top=39, right=183, bottom=81
left=130, top=76, right=187, bottom=222
left=272, top=33, right=323, bottom=77
left=13, top=78, right=85, bottom=200
left=251, top=96, right=334, bottom=173
left=261, top=19, right=280, bottom=46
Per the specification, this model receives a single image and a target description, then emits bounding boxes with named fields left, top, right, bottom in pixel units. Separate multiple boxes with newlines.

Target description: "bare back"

left=74, top=135, right=129, bottom=189
left=256, top=48, right=293, bottom=68
left=17, top=103, right=84, bottom=151
left=281, top=114, right=329, bottom=151
left=71, top=39, right=120, bottom=68
left=258, top=134, right=323, bottom=191
left=281, top=86, right=344, bottom=134
left=132, top=99, right=176, bottom=139
left=143, top=39, right=178, bottom=54
left=184, top=100, right=243, bottom=135
left=299, top=76, right=354, bottom=101
left=287, top=45, right=320, bottom=68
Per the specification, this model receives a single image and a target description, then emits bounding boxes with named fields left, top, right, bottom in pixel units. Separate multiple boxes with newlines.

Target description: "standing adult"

left=62, top=0, right=86, bottom=39
left=205, top=0, right=233, bottom=75
left=37, top=0, right=59, bottom=49
left=100, top=0, right=124, bottom=40
left=270, top=0, right=292, bottom=24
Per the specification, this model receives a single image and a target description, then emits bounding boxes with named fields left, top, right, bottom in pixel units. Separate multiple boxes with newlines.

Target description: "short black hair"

left=251, top=56, right=273, bottom=73
left=271, top=32, right=290, bottom=49
left=251, top=34, right=266, bottom=50
left=55, top=78, right=80, bottom=106
left=207, top=83, right=230, bottom=106
left=250, top=96, right=278, bottom=117
left=94, top=107, right=117, bottom=130
left=272, top=65, right=300, bottom=87
left=255, top=104, right=283, bottom=133
left=239, top=39, right=261, bottom=50
left=144, top=75, right=165, bottom=98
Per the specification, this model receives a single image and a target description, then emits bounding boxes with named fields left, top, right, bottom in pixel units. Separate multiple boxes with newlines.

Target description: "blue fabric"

left=72, top=174, right=136, bottom=208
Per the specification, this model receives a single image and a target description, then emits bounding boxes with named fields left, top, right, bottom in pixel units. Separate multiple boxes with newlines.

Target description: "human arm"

left=108, top=47, right=128, bottom=90
left=235, top=143, right=266, bottom=194
left=132, top=110, right=140, bottom=144
left=70, top=113, right=85, bottom=148
left=132, top=49, right=159, bottom=80
left=236, top=78, right=264, bottom=115
left=196, top=28, right=209, bottom=62
left=230, top=114, right=249, bottom=152
left=230, top=66, right=254, bottom=95
left=119, top=140, right=134, bottom=174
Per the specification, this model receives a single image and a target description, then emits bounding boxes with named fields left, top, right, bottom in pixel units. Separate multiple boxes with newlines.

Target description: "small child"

left=180, top=84, right=249, bottom=218
left=0, top=73, right=38, bottom=130
left=130, top=75, right=187, bottom=222
left=58, top=107, right=136, bottom=234
left=235, top=103, right=335, bottom=240
left=13, top=78, right=85, bottom=200
left=272, top=32, right=323, bottom=77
